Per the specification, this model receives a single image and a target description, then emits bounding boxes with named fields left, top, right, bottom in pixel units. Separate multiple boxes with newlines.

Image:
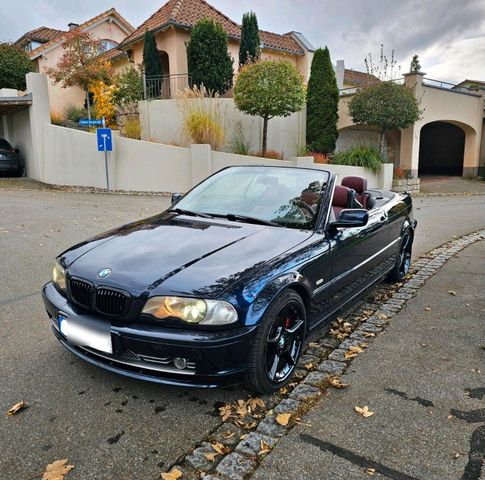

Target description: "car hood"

left=62, top=213, right=313, bottom=298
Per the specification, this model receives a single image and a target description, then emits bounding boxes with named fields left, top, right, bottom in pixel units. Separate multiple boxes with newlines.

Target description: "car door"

left=327, top=205, right=390, bottom=309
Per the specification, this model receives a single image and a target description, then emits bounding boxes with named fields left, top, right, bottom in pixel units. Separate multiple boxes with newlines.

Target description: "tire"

left=244, top=289, right=306, bottom=394
left=387, top=230, right=413, bottom=283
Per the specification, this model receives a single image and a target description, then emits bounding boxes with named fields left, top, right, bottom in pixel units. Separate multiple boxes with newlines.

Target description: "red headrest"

left=332, top=185, right=350, bottom=208
left=341, top=176, right=367, bottom=194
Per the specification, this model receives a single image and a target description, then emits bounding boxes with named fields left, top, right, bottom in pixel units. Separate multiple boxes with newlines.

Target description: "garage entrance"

left=418, top=122, right=465, bottom=176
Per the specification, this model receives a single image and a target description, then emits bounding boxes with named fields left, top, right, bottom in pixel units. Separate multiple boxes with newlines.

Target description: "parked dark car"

left=0, top=139, right=24, bottom=176
left=42, top=166, right=416, bottom=393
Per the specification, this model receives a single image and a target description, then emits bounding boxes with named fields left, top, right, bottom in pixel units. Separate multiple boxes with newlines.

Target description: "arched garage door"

left=418, top=122, right=465, bottom=176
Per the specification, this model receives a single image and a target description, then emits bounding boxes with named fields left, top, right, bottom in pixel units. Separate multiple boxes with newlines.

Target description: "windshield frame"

left=170, top=165, right=333, bottom=231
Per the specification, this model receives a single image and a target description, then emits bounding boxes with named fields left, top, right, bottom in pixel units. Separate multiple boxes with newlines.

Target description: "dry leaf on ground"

left=7, top=400, right=27, bottom=416
left=42, top=459, right=74, bottom=480
left=344, top=346, right=364, bottom=359
left=448, top=290, right=457, bottom=296
left=308, top=342, right=320, bottom=348
left=304, top=363, right=316, bottom=370
left=276, top=413, right=291, bottom=426
left=219, top=404, right=233, bottom=421
left=204, top=452, right=219, bottom=462
left=363, top=332, right=376, bottom=338
left=365, top=467, right=376, bottom=475
left=212, top=441, right=230, bottom=455
left=247, top=397, right=265, bottom=411
left=161, top=468, right=182, bottom=480
left=328, top=376, right=350, bottom=389
left=376, top=312, right=388, bottom=320
left=425, top=307, right=431, bottom=311
left=258, top=440, right=272, bottom=455
left=355, top=405, right=375, bottom=418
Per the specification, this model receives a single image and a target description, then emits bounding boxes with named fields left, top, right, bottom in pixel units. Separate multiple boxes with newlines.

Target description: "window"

left=98, top=39, right=118, bottom=53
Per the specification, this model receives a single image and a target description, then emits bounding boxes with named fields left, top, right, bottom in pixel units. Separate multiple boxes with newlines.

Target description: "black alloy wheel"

left=388, top=230, right=413, bottom=282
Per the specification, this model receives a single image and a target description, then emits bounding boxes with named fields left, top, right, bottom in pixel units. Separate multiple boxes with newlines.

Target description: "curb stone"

left=160, top=228, right=485, bottom=479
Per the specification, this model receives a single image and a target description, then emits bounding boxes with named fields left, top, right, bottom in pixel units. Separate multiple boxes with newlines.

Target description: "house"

left=15, top=8, right=134, bottom=113
left=117, top=0, right=315, bottom=97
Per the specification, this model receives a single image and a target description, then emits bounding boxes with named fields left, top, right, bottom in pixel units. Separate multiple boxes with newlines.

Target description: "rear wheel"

left=244, top=289, right=305, bottom=394
left=387, top=230, right=413, bottom=282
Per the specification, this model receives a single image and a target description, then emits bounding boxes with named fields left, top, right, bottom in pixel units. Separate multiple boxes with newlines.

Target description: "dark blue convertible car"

left=42, top=166, right=416, bottom=393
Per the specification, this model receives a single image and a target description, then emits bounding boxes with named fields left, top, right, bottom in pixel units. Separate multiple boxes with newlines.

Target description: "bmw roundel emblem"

left=97, top=268, right=112, bottom=279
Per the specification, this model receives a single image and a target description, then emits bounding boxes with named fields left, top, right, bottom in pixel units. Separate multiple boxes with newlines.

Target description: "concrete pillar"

left=399, top=72, right=425, bottom=177
left=26, top=73, right=51, bottom=180
left=190, top=144, right=212, bottom=187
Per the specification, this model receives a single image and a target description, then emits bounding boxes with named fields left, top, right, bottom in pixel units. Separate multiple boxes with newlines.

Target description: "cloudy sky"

left=2, top=0, right=484, bottom=83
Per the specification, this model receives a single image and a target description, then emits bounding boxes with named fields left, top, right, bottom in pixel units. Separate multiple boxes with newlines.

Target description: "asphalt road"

left=0, top=185, right=484, bottom=480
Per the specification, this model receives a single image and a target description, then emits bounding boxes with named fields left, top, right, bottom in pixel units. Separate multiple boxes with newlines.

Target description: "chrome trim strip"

left=323, top=174, right=338, bottom=230
left=312, top=236, right=401, bottom=295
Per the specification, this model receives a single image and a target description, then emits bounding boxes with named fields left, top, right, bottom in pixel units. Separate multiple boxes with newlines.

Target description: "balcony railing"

left=143, top=74, right=192, bottom=100
left=422, top=78, right=482, bottom=95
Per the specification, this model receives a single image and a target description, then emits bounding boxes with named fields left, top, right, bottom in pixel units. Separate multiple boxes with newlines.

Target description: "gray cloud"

left=1, top=0, right=484, bottom=83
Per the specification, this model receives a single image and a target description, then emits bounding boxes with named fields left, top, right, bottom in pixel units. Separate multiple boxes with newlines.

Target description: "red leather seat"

left=332, top=185, right=351, bottom=217
left=341, top=176, right=369, bottom=208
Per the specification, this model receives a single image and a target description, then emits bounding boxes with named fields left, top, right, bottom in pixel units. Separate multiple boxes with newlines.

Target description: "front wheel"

left=387, top=230, right=413, bottom=283
left=244, top=289, right=306, bottom=394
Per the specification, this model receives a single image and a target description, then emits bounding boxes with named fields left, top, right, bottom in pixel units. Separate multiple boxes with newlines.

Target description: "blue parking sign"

left=97, top=128, right=113, bottom=152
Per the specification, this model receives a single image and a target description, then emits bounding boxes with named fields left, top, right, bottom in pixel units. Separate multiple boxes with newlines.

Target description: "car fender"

left=243, top=272, right=312, bottom=329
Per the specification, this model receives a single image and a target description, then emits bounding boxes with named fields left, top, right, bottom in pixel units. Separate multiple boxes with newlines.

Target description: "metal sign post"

left=96, top=128, right=113, bottom=191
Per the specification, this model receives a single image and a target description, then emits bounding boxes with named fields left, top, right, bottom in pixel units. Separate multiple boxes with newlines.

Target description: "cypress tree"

left=186, top=19, right=233, bottom=94
left=143, top=30, right=162, bottom=77
left=306, top=47, right=339, bottom=154
left=239, top=12, right=260, bottom=68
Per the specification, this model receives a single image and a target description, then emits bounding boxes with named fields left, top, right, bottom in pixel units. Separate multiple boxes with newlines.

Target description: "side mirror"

left=171, top=192, right=183, bottom=205
left=330, top=209, right=368, bottom=228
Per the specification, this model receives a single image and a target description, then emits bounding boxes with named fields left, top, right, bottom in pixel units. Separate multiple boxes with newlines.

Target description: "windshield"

left=174, top=166, right=329, bottom=229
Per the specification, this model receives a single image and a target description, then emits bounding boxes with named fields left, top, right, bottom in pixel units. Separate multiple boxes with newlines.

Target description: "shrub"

left=177, top=86, right=225, bottom=150
left=64, top=104, right=87, bottom=122
left=229, top=120, right=252, bottom=155
left=123, top=118, right=141, bottom=139
left=252, top=150, right=284, bottom=160
left=50, top=111, right=64, bottom=126
left=332, top=146, right=384, bottom=173
left=0, top=43, right=33, bottom=90
left=113, top=67, right=144, bottom=107
left=90, top=80, right=117, bottom=127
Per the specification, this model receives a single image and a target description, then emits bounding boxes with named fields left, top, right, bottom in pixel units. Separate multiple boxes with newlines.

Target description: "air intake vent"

left=172, top=218, right=242, bottom=229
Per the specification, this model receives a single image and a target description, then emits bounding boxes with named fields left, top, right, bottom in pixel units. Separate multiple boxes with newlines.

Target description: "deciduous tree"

left=0, top=43, right=33, bottom=90
left=234, top=60, right=306, bottom=154
left=348, top=81, right=421, bottom=158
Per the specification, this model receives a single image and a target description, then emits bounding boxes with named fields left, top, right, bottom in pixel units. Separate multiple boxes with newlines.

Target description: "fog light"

left=173, top=357, right=188, bottom=370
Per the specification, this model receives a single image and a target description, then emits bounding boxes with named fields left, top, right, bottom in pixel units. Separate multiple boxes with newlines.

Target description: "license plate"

left=58, top=314, right=112, bottom=354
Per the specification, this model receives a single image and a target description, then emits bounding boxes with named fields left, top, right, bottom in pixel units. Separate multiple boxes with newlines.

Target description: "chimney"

left=336, top=60, right=345, bottom=89
left=68, top=23, right=79, bottom=31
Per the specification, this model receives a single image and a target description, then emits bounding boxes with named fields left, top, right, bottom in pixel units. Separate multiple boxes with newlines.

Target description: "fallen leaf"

left=376, top=312, right=388, bottom=320
left=328, top=376, right=350, bottom=389
left=247, top=397, right=265, bottom=411
left=454, top=453, right=460, bottom=459
left=235, top=399, right=247, bottom=417
left=365, top=467, right=376, bottom=476
left=363, top=332, right=376, bottom=338
left=204, top=452, right=219, bottom=462
left=212, top=441, right=230, bottom=455
left=425, top=307, right=431, bottom=311
left=222, top=431, right=235, bottom=440
left=344, top=345, right=364, bottom=359
left=304, top=362, right=315, bottom=370
left=42, top=459, right=74, bottom=480
left=6, top=400, right=27, bottom=416
left=448, top=290, right=457, bottom=296
left=258, top=440, right=272, bottom=455
left=161, top=468, right=182, bottom=480
left=219, top=404, right=233, bottom=421
left=276, top=413, right=291, bottom=426
left=308, top=342, right=320, bottom=348
left=355, top=405, right=375, bottom=418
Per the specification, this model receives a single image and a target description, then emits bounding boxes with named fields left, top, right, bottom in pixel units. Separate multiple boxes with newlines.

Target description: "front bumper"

left=42, top=282, right=257, bottom=388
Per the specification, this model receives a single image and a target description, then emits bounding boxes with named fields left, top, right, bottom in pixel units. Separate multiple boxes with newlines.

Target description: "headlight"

left=52, top=261, right=66, bottom=291
left=142, top=296, right=238, bottom=325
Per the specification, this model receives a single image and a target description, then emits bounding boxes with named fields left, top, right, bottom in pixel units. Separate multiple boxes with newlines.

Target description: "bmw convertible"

left=42, top=166, right=416, bottom=393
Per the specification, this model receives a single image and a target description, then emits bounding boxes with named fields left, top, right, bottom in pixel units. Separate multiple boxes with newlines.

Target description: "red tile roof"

left=15, top=26, right=65, bottom=46
left=120, top=0, right=304, bottom=55
left=98, top=47, right=128, bottom=63
left=344, top=69, right=380, bottom=87
left=28, top=8, right=134, bottom=59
